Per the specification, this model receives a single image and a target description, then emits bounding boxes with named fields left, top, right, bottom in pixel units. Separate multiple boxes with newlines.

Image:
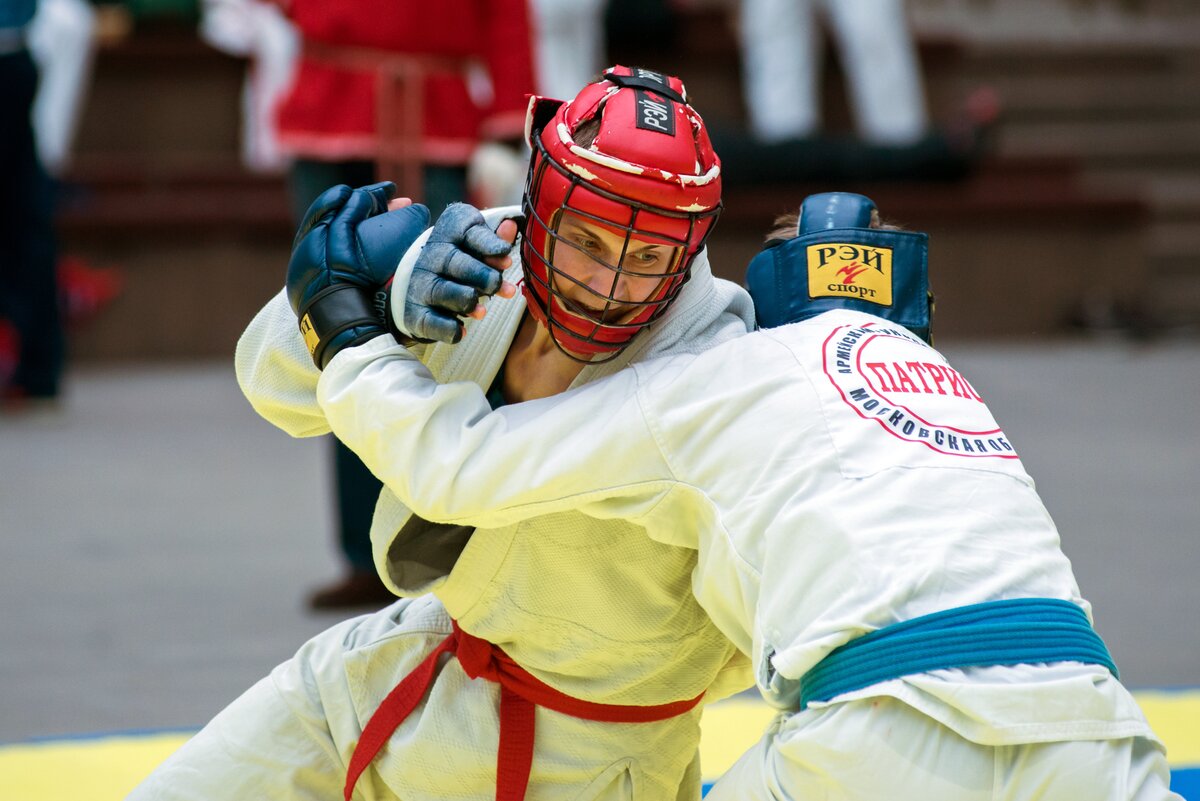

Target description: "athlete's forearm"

left=318, top=336, right=669, bottom=527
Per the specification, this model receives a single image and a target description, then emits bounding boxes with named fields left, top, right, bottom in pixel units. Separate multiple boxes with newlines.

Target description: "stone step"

left=1143, top=255, right=1200, bottom=327
left=1149, top=252, right=1200, bottom=282
left=1086, top=168, right=1200, bottom=207
left=910, top=0, right=1200, bottom=48
left=961, top=41, right=1186, bottom=74
left=1147, top=220, right=1200, bottom=259
left=59, top=160, right=292, bottom=238
left=999, top=96, right=1200, bottom=124
left=718, top=158, right=1143, bottom=228
left=998, top=117, right=1200, bottom=164
left=64, top=234, right=292, bottom=362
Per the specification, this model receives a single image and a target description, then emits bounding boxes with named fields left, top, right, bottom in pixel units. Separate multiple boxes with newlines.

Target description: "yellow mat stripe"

left=699, top=698, right=780, bottom=777
left=1130, top=691, right=1200, bottom=766
left=1, top=691, right=1196, bottom=800
left=0, top=733, right=190, bottom=801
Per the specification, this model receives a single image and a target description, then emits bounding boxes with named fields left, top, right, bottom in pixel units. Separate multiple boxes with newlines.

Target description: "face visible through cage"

left=548, top=208, right=682, bottom=317
left=521, top=147, right=718, bottom=360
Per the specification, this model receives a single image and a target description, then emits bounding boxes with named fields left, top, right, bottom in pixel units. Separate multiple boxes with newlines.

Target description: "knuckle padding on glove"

left=430, top=203, right=484, bottom=241
left=298, top=283, right=384, bottom=367
left=461, top=223, right=515, bottom=258
left=436, top=248, right=501, bottom=296
left=428, top=276, right=480, bottom=314
left=412, top=307, right=463, bottom=344
left=406, top=271, right=473, bottom=335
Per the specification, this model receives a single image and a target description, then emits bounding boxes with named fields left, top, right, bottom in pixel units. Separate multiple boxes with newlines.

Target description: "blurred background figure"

left=739, top=0, right=928, bottom=146
left=198, top=0, right=297, bottom=174
left=0, top=0, right=63, bottom=405
left=28, top=0, right=98, bottom=174
left=30, top=0, right=125, bottom=338
left=1, top=0, right=122, bottom=407
left=467, top=0, right=610, bottom=209
left=266, top=0, right=537, bottom=609
left=710, top=0, right=998, bottom=186
left=529, top=0, right=606, bottom=101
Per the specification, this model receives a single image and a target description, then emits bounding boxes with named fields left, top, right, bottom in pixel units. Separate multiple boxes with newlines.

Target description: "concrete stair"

left=941, top=41, right=1200, bottom=332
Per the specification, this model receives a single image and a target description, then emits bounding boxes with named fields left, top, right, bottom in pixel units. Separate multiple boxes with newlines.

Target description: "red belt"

left=344, top=621, right=704, bottom=801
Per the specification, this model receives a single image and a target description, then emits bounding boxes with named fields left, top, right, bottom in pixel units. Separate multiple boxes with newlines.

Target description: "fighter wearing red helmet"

left=133, top=69, right=755, bottom=801
left=520, top=66, right=723, bottom=358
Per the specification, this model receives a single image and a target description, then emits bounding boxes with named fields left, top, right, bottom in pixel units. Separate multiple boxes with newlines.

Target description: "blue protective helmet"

left=745, top=192, right=933, bottom=343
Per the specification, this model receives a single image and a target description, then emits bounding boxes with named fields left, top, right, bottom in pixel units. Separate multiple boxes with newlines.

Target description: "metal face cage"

left=520, top=133, right=721, bottom=362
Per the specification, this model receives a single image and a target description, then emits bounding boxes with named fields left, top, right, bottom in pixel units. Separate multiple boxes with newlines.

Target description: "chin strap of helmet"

left=745, top=192, right=934, bottom=343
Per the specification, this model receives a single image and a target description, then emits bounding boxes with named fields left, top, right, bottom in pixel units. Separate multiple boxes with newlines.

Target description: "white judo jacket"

left=317, top=308, right=1158, bottom=749
left=235, top=212, right=756, bottom=798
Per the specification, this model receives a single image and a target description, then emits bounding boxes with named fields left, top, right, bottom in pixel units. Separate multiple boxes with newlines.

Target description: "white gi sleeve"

left=234, top=289, right=330, bottom=437
left=317, top=336, right=680, bottom=529
left=235, top=288, right=435, bottom=438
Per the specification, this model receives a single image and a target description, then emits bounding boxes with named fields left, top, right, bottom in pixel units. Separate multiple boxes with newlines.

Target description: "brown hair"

left=572, top=116, right=602, bottom=148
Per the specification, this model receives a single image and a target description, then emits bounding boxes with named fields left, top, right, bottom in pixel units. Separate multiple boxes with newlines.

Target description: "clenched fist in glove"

left=286, top=182, right=429, bottom=368
left=390, top=202, right=519, bottom=345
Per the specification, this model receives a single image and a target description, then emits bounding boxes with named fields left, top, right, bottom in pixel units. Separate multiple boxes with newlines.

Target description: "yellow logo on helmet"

left=807, top=243, right=893, bottom=306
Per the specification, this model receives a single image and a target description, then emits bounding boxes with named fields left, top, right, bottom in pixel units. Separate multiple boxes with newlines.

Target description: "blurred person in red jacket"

left=273, top=0, right=537, bottom=609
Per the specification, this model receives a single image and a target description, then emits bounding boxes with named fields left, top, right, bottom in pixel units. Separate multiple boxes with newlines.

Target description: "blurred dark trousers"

left=0, top=48, right=62, bottom=397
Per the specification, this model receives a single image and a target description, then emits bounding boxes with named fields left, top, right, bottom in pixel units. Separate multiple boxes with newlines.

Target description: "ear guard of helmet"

left=745, top=192, right=933, bottom=343
left=523, top=95, right=564, bottom=150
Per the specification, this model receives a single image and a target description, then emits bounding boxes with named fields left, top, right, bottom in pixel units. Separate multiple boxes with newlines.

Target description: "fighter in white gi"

left=130, top=67, right=755, bottom=801
left=308, top=193, right=1181, bottom=799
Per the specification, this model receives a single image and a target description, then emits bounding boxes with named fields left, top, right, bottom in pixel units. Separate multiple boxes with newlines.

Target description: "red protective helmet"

left=521, top=66, right=723, bottom=359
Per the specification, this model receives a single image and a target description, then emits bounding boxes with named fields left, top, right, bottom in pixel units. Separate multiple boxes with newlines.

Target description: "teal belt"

left=799, top=598, right=1118, bottom=710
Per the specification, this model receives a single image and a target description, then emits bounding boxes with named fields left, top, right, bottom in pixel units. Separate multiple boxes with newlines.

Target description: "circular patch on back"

left=822, top=322, right=1018, bottom=459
